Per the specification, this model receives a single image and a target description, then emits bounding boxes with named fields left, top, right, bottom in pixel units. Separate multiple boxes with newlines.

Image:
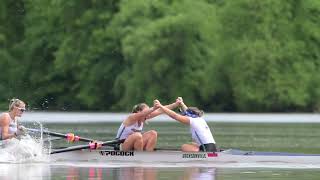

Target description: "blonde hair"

left=188, top=107, right=204, bottom=117
left=132, top=103, right=148, bottom=113
left=9, top=98, right=25, bottom=111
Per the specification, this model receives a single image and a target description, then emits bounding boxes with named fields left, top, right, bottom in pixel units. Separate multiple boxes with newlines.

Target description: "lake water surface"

left=2, top=163, right=320, bottom=180
left=1, top=112, right=320, bottom=179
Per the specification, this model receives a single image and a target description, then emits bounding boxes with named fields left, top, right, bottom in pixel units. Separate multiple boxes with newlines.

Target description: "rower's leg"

left=133, top=134, right=144, bottom=151
left=122, top=132, right=143, bottom=151
left=142, top=130, right=158, bottom=151
left=181, top=143, right=199, bottom=152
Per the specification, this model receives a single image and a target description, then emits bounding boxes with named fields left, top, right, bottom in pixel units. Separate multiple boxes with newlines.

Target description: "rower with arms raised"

left=116, top=98, right=181, bottom=151
left=154, top=98, right=217, bottom=152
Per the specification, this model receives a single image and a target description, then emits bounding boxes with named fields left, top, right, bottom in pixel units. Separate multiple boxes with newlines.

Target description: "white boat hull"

left=50, top=149, right=320, bottom=165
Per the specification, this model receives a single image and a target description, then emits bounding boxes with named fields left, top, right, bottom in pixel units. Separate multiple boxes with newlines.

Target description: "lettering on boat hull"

left=99, top=151, right=134, bottom=156
left=182, top=153, right=206, bottom=159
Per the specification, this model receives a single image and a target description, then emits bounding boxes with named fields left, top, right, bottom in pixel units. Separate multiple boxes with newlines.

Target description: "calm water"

left=2, top=113, right=320, bottom=179
left=36, top=122, right=320, bottom=153
left=1, top=164, right=320, bottom=180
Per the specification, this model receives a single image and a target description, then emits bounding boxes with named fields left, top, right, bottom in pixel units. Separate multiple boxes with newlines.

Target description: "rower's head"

left=181, top=107, right=204, bottom=118
left=132, top=103, right=149, bottom=113
left=9, top=98, right=26, bottom=117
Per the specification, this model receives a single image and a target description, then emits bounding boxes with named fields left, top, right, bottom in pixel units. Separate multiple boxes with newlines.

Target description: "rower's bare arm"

left=179, top=97, right=188, bottom=112
left=0, top=114, right=15, bottom=139
left=125, top=107, right=157, bottom=125
left=154, top=100, right=190, bottom=125
left=163, top=107, right=190, bottom=125
left=147, top=100, right=180, bottom=119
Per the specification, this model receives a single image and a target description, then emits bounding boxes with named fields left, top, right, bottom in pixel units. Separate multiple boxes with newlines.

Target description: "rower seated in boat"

left=154, top=97, right=217, bottom=152
left=115, top=98, right=181, bottom=151
left=0, top=98, right=27, bottom=142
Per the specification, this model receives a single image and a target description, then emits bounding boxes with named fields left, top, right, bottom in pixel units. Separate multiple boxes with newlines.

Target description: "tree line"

left=0, top=0, right=319, bottom=112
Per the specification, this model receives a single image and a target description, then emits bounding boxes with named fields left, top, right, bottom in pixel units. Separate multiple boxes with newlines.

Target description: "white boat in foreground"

left=50, top=149, right=320, bottom=165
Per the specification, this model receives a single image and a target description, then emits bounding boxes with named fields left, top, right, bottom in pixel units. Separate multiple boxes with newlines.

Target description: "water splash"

left=0, top=135, right=49, bottom=163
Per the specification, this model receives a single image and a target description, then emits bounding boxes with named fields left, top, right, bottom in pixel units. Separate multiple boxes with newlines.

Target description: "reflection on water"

left=2, top=164, right=320, bottom=180
left=0, top=164, right=216, bottom=180
left=116, top=167, right=158, bottom=180
left=63, top=166, right=106, bottom=180
left=54, top=166, right=216, bottom=180
left=183, top=167, right=216, bottom=180
left=0, top=164, right=51, bottom=180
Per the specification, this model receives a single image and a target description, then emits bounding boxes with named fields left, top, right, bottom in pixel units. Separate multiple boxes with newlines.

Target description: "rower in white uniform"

left=0, top=98, right=26, bottom=141
left=116, top=98, right=181, bottom=151
left=154, top=98, right=217, bottom=152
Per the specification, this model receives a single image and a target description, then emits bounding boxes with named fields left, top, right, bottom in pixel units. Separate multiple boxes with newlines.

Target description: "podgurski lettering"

left=99, top=151, right=134, bottom=156
left=182, top=153, right=206, bottom=158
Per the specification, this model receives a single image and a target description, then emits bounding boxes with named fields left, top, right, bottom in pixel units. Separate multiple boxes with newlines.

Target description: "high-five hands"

left=177, top=97, right=188, bottom=111
left=154, top=99, right=161, bottom=109
left=176, top=97, right=183, bottom=105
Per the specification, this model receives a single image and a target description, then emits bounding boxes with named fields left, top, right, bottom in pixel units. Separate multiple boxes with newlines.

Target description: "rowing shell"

left=50, top=149, right=320, bottom=165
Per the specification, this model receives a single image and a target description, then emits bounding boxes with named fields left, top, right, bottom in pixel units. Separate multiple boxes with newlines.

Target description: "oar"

left=50, top=139, right=124, bottom=154
left=26, top=128, right=95, bottom=142
left=155, top=147, right=181, bottom=151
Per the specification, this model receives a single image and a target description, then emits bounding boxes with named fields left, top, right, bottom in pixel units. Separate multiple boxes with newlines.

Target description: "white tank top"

left=116, top=122, right=144, bottom=140
left=0, top=113, right=17, bottom=140
left=189, top=117, right=215, bottom=145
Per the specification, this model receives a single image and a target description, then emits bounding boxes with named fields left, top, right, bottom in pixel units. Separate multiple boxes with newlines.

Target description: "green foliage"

left=113, top=0, right=218, bottom=109
left=19, top=0, right=122, bottom=110
left=208, top=0, right=320, bottom=111
left=0, top=0, right=25, bottom=109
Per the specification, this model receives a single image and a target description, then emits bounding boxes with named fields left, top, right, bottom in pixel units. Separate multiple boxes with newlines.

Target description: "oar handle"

left=26, top=128, right=95, bottom=142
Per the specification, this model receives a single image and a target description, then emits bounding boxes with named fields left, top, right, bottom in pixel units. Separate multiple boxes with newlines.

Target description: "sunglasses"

left=16, top=107, right=26, bottom=112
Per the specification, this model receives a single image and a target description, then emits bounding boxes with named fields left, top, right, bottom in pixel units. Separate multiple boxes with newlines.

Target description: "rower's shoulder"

left=122, top=115, right=135, bottom=126
left=125, top=113, right=142, bottom=123
left=0, top=112, right=9, bottom=119
left=0, top=113, right=10, bottom=124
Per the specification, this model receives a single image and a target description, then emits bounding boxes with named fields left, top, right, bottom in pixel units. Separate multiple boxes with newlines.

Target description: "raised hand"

left=176, top=97, right=183, bottom=105
left=153, top=99, right=162, bottom=109
left=177, top=97, right=188, bottom=111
